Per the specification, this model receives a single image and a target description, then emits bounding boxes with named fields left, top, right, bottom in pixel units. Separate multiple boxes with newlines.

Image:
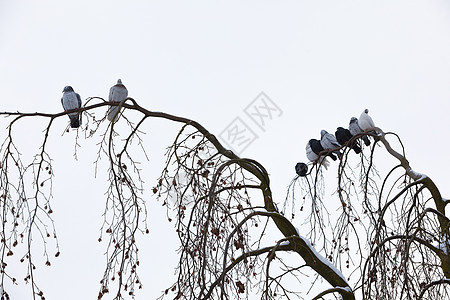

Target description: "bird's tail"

left=353, top=144, right=362, bottom=154
left=318, top=157, right=330, bottom=170
left=107, top=106, right=121, bottom=122
left=69, top=115, right=80, bottom=128
left=328, top=152, right=337, bottom=161
left=362, top=135, right=370, bottom=146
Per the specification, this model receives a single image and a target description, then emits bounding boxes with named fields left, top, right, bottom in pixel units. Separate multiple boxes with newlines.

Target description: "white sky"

left=1, top=1, right=450, bottom=299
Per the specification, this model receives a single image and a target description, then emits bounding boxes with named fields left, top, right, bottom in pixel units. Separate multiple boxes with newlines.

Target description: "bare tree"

left=0, top=97, right=448, bottom=300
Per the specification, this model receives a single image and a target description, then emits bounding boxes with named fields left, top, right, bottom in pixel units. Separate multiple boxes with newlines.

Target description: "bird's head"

left=350, top=117, right=357, bottom=124
left=117, top=79, right=122, bottom=84
left=63, top=86, right=74, bottom=93
left=337, top=127, right=345, bottom=131
left=364, top=109, right=369, bottom=114
left=320, top=130, right=327, bottom=137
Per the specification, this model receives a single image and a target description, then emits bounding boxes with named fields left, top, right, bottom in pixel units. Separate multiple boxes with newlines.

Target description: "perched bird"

left=309, top=138, right=336, bottom=161
left=61, top=86, right=82, bottom=128
left=349, top=117, right=370, bottom=146
left=335, top=127, right=361, bottom=154
left=295, top=162, right=308, bottom=177
left=320, top=130, right=342, bottom=159
left=306, top=140, right=330, bottom=169
left=358, top=109, right=375, bottom=132
left=107, top=79, right=128, bottom=122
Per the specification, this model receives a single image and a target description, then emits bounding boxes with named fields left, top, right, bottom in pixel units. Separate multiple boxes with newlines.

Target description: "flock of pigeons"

left=61, top=85, right=376, bottom=179
left=295, top=109, right=376, bottom=177
left=60, top=79, right=129, bottom=128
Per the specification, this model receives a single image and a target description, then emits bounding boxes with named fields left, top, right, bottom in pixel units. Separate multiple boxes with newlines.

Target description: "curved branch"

left=2, top=99, right=356, bottom=299
left=419, top=278, right=450, bottom=299
left=204, top=237, right=293, bottom=300
left=311, top=286, right=353, bottom=300
left=378, top=130, right=444, bottom=213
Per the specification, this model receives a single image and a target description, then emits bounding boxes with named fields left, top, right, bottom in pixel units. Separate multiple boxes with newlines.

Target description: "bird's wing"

left=331, top=141, right=341, bottom=148
left=349, top=122, right=362, bottom=135
left=331, top=138, right=341, bottom=148
left=118, top=86, right=128, bottom=100
left=368, top=115, right=375, bottom=128
left=326, top=134, right=341, bottom=148
left=335, top=129, right=346, bottom=143
left=344, top=129, right=352, bottom=139
left=109, top=86, right=115, bottom=102
left=306, top=142, right=318, bottom=161
left=320, top=137, right=332, bottom=150
left=76, top=93, right=82, bottom=108
left=62, top=93, right=80, bottom=111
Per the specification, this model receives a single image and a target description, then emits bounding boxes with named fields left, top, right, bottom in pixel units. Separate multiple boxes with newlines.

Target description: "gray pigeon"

left=358, top=109, right=375, bottom=131
left=320, top=130, right=342, bottom=159
left=107, top=79, right=128, bottom=122
left=349, top=117, right=370, bottom=146
left=61, top=86, right=82, bottom=128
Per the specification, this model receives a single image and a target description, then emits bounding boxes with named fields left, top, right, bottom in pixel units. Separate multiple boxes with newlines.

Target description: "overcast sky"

left=1, top=1, right=450, bottom=299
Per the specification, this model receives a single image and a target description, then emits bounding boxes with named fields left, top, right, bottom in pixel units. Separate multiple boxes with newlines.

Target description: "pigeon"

left=358, top=109, right=375, bottom=132
left=308, top=138, right=336, bottom=161
left=320, top=130, right=342, bottom=159
left=107, top=79, right=128, bottom=122
left=306, top=139, right=330, bottom=169
left=349, top=117, right=370, bottom=146
left=61, top=86, right=82, bottom=128
left=335, top=127, right=361, bottom=154
left=295, top=162, right=308, bottom=177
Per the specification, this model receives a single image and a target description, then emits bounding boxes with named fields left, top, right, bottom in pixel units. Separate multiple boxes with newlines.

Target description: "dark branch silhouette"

left=0, top=97, right=448, bottom=300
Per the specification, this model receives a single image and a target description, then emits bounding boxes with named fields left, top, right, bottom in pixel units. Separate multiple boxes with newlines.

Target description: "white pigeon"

left=305, top=141, right=330, bottom=170
left=349, top=117, right=370, bottom=146
left=61, top=86, right=82, bottom=128
left=358, top=109, right=375, bottom=131
left=107, top=79, right=128, bottom=122
left=320, top=130, right=342, bottom=159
